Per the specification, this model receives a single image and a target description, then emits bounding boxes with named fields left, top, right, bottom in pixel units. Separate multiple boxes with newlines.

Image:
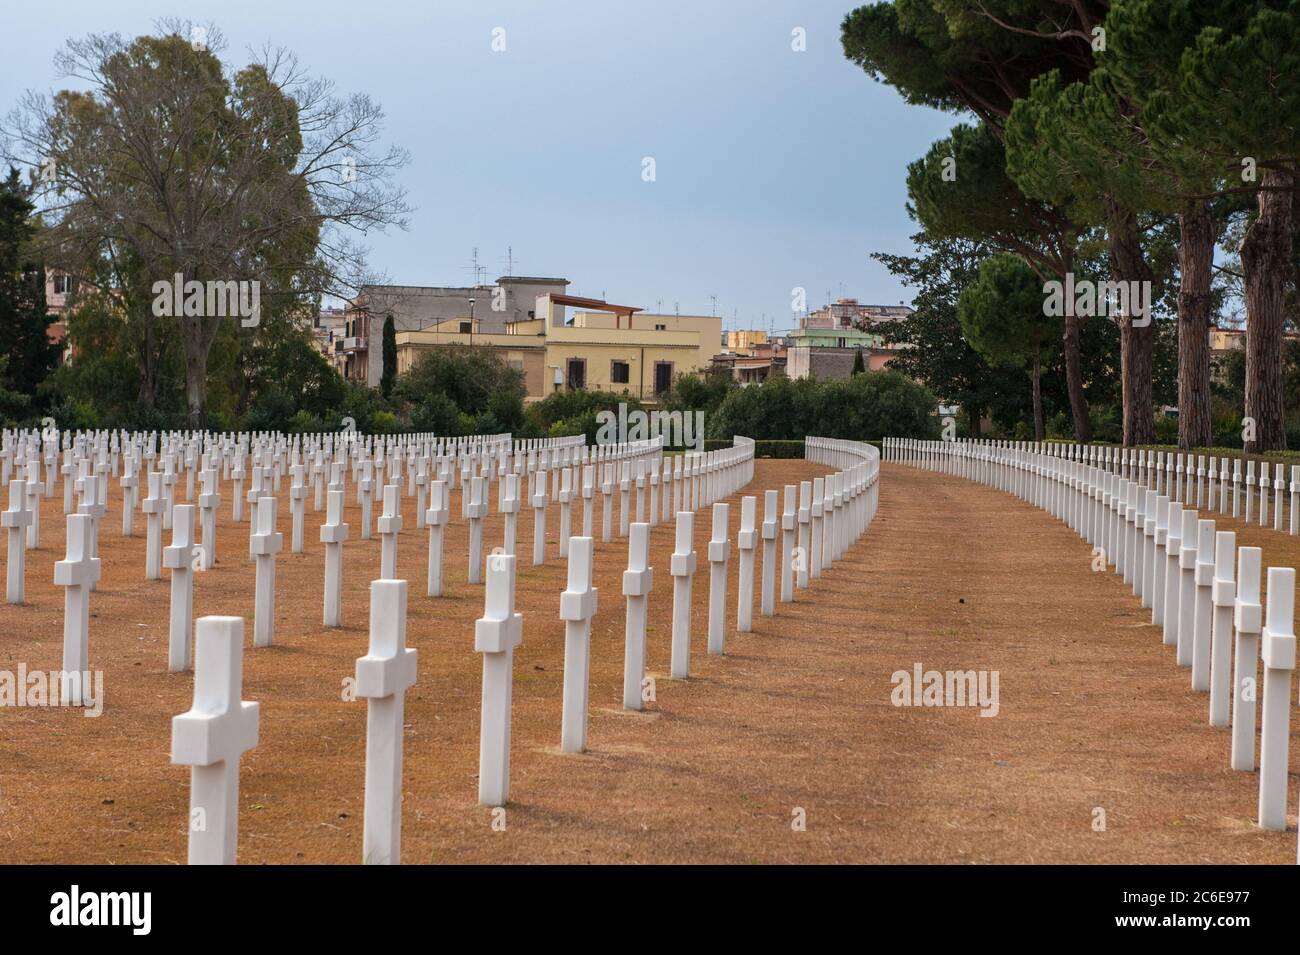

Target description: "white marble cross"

left=1244, top=459, right=1255, bottom=522
left=760, top=489, right=778, bottom=617
left=142, top=470, right=165, bottom=580
left=796, top=481, right=812, bottom=591
left=736, top=495, right=757, bottom=633
left=1208, top=530, right=1235, bottom=728
left=359, top=460, right=375, bottom=540
left=197, top=468, right=220, bottom=569
left=781, top=484, right=796, bottom=602
left=251, top=496, right=283, bottom=648
left=466, top=477, right=486, bottom=584
left=163, top=504, right=199, bottom=672
left=559, top=536, right=598, bottom=753
left=531, top=470, right=549, bottom=567
left=3, top=479, right=30, bottom=603
left=809, top=477, right=825, bottom=580
left=476, top=553, right=523, bottom=807
left=25, top=463, right=40, bottom=549
left=1258, top=566, right=1295, bottom=832
left=1291, top=465, right=1300, bottom=535
left=290, top=463, right=308, bottom=554
left=1230, top=548, right=1262, bottom=771
left=580, top=465, right=595, bottom=539
left=231, top=461, right=246, bottom=524
left=246, top=466, right=265, bottom=558
left=161, top=455, right=178, bottom=531
left=120, top=457, right=138, bottom=537
left=622, top=522, right=653, bottom=711
left=669, top=511, right=697, bottom=679
left=707, top=502, right=731, bottom=655
left=312, top=453, right=326, bottom=512
left=1231, top=458, right=1242, bottom=518
left=379, top=483, right=403, bottom=580
left=823, top=474, right=838, bottom=568
left=634, top=460, right=646, bottom=524
left=425, top=479, right=447, bottom=597
left=1257, top=462, right=1269, bottom=528
left=357, top=579, right=418, bottom=864
left=501, top=473, right=520, bottom=558
left=1150, top=496, right=1170, bottom=627
left=600, top=464, right=614, bottom=543
left=56, top=512, right=101, bottom=706
left=558, top=468, right=573, bottom=559
left=618, top=462, right=631, bottom=538
left=648, top=460, right=660, bottom=528
left=171, top=616, right=260, bottom=864
left=1161, top=503, right=1183, bottom=648
left=321, top=488, right=349, bottom=626
left=1190, top=519, right=1215, bottom=691
left=414, top=458, right=428, bottom=530
left=1273, top=464, right=1285, bottom=530
left=1175, top=508, right=1198, bottom=667
left=60, top=450, right=75, bottom=515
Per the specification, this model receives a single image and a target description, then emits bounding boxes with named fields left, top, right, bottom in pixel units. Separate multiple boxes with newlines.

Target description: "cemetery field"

left=3, top=458, right=1298, bottom=864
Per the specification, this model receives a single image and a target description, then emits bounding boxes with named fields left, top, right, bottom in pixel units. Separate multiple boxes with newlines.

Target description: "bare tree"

left=2, top=20, right=410, bottom=425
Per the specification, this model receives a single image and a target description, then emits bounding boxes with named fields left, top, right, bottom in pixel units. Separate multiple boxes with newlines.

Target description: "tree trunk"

left=180, top=314, right=220, bottom=430
left=1031, top=342, right=1044, bottom=441
left=1239, top=165, right=1292, bottom=453
left=1058, top=248, right=1093, bottom=443
left=1177, top=200, right=1215, bottom=450
left=968, top=404, right=982, bottom=439
left=1106, top=197, right=1156, bottom=446
left=136, top=300, right=157, bottom=407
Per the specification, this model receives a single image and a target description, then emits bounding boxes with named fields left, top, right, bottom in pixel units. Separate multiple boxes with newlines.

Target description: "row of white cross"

left=165, top=435, right=880, bottom=864
left=5, top=436, right=681, bottom=675
left=888, top=436, right=1300, bottom=860
left=891, top=437, right=1300, bottom=533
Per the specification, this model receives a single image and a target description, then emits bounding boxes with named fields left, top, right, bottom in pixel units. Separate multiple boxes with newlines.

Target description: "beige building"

left=339, top=276, right=570, bottom=385
left=392, top=290, right=723, bottom=404
left=726, top=329, right=769, bottom=354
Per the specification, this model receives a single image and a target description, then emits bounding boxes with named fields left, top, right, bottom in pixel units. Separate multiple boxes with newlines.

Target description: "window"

left=460, top=321, right=472, bottom=335
left=611, top=360, right=630, bottom=384
left=654, top=323, right=666, bottom=331
left=53, top=274, right=71, bottom=295
left=654, top=361, right=673, bottom=395
left=566, top=358, right=586, bottom=390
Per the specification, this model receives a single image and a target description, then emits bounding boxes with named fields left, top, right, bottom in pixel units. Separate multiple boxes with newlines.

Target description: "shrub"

left=708, top=369, right=937, bottom=441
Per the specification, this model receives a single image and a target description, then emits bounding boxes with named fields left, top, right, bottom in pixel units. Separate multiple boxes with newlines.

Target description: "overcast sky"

left=4, top=0, right=955, bottom=331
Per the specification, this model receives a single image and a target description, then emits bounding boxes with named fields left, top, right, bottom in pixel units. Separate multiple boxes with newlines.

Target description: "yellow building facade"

left=394, top=294, right=723, bottom=404
left=726, top=329, right=769, bottom=353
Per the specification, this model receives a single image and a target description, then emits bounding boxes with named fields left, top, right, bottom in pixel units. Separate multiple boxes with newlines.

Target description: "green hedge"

left=701, top=438, right=886, bottom=459
left=701, top=439, right=803, bottom=458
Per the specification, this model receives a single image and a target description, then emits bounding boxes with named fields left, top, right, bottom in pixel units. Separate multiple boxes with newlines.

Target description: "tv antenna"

left=466, top=247, right=488, bottom=287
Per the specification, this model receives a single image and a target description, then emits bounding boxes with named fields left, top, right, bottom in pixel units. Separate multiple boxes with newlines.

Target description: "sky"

left=3, top=0, right=956, bottom=333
